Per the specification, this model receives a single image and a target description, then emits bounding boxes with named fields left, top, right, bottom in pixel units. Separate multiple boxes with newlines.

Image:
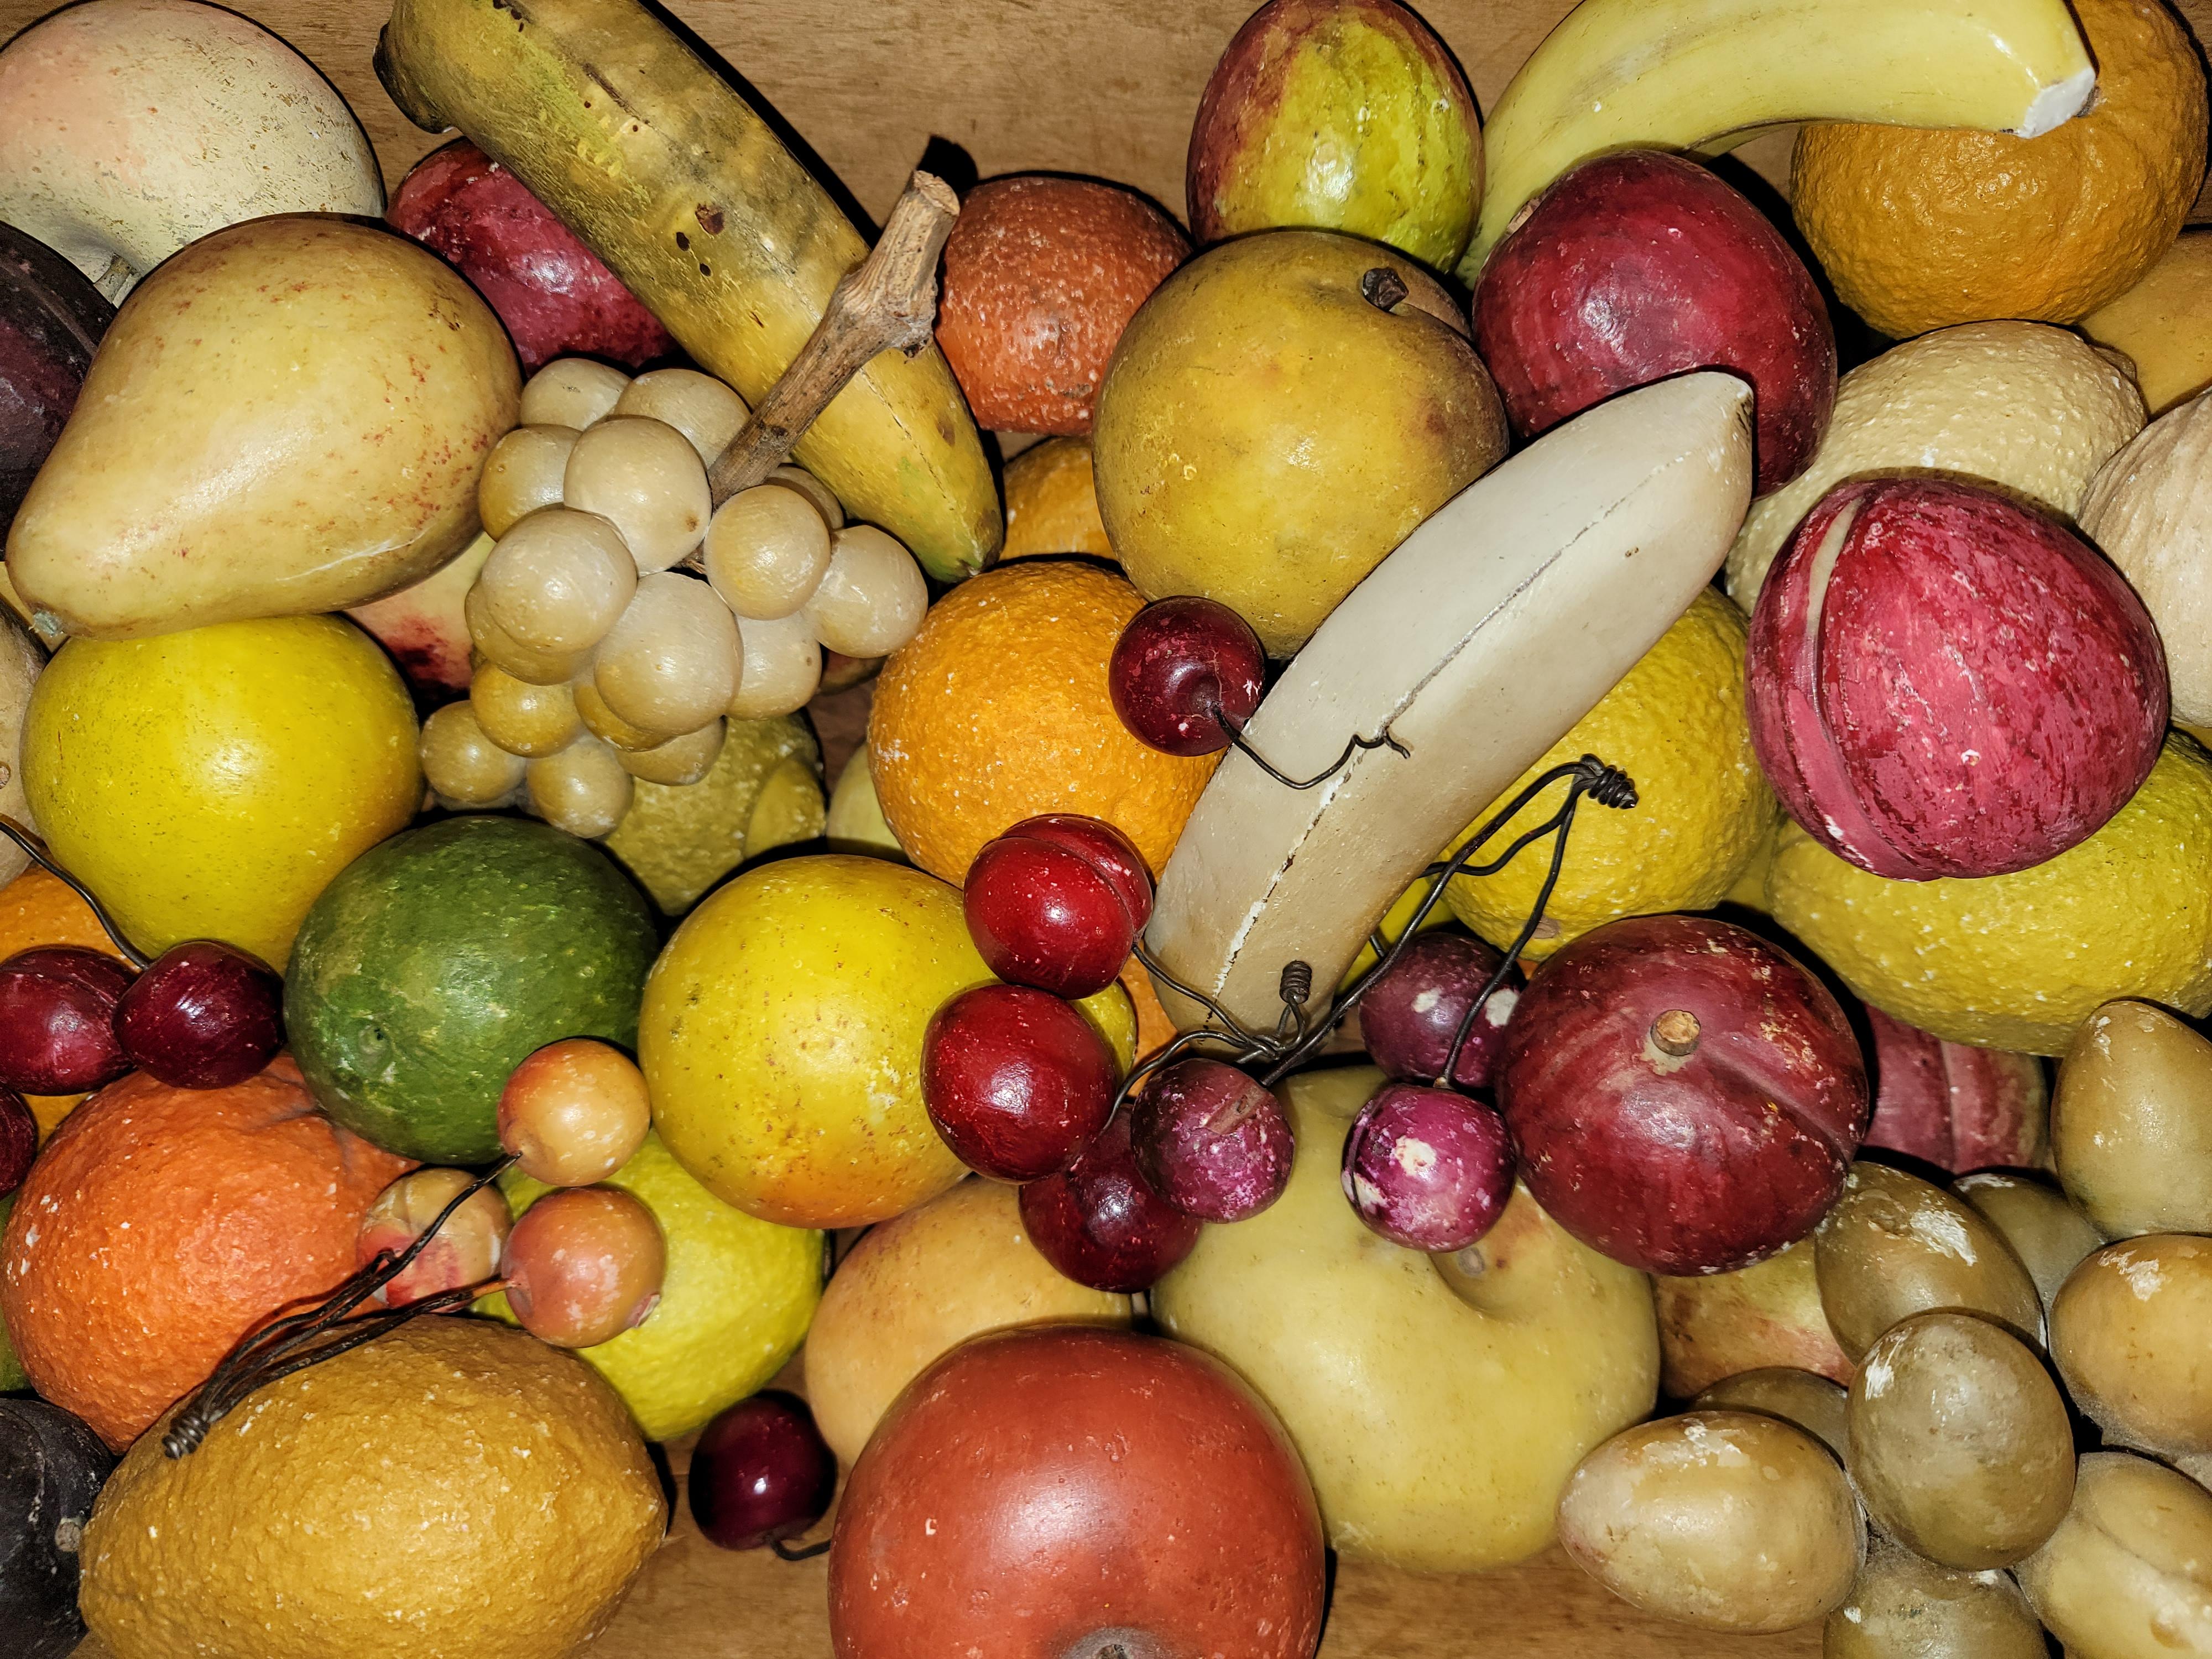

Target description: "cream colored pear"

left=7, top=216, right=519, bottom=639
left=1151, top=1066, right=1658, bottom=1572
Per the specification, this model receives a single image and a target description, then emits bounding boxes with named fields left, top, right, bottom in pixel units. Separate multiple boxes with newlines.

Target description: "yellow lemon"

left=21, top=616, right=419, bottom=966
left=1768, top=735, right=2212, bottom=1056
left=1443, top=589, right=1773, bottom=959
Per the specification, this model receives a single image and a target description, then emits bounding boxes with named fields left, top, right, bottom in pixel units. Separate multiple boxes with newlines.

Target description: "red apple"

left=388, top=139, right=674, bottom=373
left=827, top=1324, right=1325, bottom=1659
left=1018, top=1109, right=1200, bottom=1292
left=963, top=815, right=1152, bottom=999
left=1747, top=477, right=2167, bottom=880
left=1473, top=150, right=1834, bottom=495
left=1863, top=1006, right=2048, bottom=1173
left=1497, top=914, right=1869, bottom=1276
left=922, top=984, right=1118, bottom=1182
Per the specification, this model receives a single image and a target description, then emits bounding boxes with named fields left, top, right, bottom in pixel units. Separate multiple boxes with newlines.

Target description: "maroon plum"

left=1863, top=1006, right=2048, bottom=1173
left=1359, top=930, right=1518, bottom=1089
left=1747, top=477, right=2167, bottom=880
left=0, top=221, right=111, bottom=533
left=111, top=941, right=282, bottom=1091
left=1473, top=150, right=1834, bottom=495
left=0, top=947, right=133, bottom=1095
left=0, top=1086, right=33, bottom=1197
left=1018, top=1109, right=1201, bottom=1291
left=1341, top=1082, right=1514, bottom=1251
left=689, top=1391, right=838, bottom=1552
left=1497, top=914, right=1869, bottom=1275
left=1109, top=596, right=1267, bottom=755
left=1129, top=1057, right=1295, bottom=1223
left=963, top=816, right=1151, bottom=999
left=922, top=984, right=1118, bottom=1182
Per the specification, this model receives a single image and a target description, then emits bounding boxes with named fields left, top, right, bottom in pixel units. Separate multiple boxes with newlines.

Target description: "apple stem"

left=0, top=815, right=152, bottom=968
left=1650, top=1009, right=1702, bottom=1058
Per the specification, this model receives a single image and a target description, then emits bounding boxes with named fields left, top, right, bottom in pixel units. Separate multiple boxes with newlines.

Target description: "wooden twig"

left=701, top=170, right=961, bottom=508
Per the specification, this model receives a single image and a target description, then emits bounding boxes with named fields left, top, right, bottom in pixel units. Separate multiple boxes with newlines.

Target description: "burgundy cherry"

left=0, top=946, right=134, bottom=1094
left=112, top=940, right=284, bottom=1090
left=922, top=983, right=1118, bottom=1182
left=688, top=1390, right=838, bottom=1552
left=0, top=1086, right=35, bottom=1197
left=1019, top=1110, right=1201, bottom=1292
left=1340, top=1082, right=1515, bottom=1251
left=1109, top=596, right=1267, bottom=756
left=963, top=815, right=1152, bottom=1000
left=1129, top=1057, right=1295, bottom=1223
left=1359, top=932, right=1520, bottom=1091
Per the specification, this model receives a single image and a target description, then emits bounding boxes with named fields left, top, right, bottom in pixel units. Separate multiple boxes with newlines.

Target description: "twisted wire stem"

left=0, top=815, right=150, bottom=967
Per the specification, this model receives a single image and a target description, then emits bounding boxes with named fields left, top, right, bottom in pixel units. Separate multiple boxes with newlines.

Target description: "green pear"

left=7, top=214, right=517, bottom=639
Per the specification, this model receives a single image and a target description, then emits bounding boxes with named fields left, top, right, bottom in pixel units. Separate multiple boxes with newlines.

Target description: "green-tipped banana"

left=378, top=0, right=999, bottom=580
left=1458, top=0, right=2096, bottom=281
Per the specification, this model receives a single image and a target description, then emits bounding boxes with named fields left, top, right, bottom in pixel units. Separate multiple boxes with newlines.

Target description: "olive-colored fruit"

left=1952, top=1170, right=2105, bottom=1312
left=2050, top=1234, right=2212, bottom=1457
left=1694, top=1367, right=1848, bottom=1459
left=2017, top=1453, right=2212, bottom=1657
left=2053, top=1000, right=2212, bottom=1238
left=1815, top=1162, right=2043, bottom=1359
left=1823, top=1535, right=2046, bottom=1659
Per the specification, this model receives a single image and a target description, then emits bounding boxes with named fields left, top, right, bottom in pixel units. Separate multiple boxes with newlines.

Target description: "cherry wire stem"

left=0, top=815, right=151, bottom=968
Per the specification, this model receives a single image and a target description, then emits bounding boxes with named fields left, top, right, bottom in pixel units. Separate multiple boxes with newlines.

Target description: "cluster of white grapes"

left=420, top=357, right=930, bottom=837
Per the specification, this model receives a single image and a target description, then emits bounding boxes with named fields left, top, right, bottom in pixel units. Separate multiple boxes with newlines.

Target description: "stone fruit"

left=1749, top=476, right=2166, bottom=880
left=111, top=940, right=283, bottom=1091
left=689, top=1392, right=836, bottom=1551
left=828, top=1325, right=1325, bottom=1659
left=1108, top=593, right=1269, bottom=757
left=8, top=216, right=518, bottom=637
left=0, top=1058, right=411, bottom=1449
left=80, top=1317, right=662, bottom=1659
left=0, top=1396, right=112, bottom=1659
left=935, top=174, right=1187, bottom=435
left=1187, top=0, right=1481, bottom=269
left=356, top=1167, right=510, bottom=1310
left=1693, top=1368, right=1848, bottom=1459
left=640, top=854, right=981, bottom=1229
left=1497, top=914, right=1869, bottom=1275
left=2017, top=1453, right=2212, bottom=1659
left=1131, top=1056, right=1295, bottom=1222
left=1154, top=1066, right=1658, bottom=1571
left=498, top=1038, right=652, bottom=1189
left=962, top=815, right=1151, bottom=998
left=0, top=221, right=109, bottom=534
left=1018, top=1109, right=1201, bottom=1293
left=0, top=946, right=132, bottom=1095
left=1651, top=1235, right=1851, bottom=1398
left=502, top=1186, right=666, bottom=1349
left=1093, top=228, right=1507, bottom=655
left=804, top=1178, right=1130, bottom=1467
left=1863, top=1005, right=2048, bottom=1173
left=921, top=983, right=1118, bottom=1183
left=1474, top=150, right=1833, bottom=495
left=1357, top=931, right=1517, bottom=1091
left=1826, top=1535, right=2047, bottom=1659
left=388, top=138, right=674, bottom=372
left=2053, top=999, right=2212, bottom=1236
left=1953, top=1171, right=2104, bottom=1312
left=1559, top=1411, right=1862, bottom=1634
left=2051, top=1234, right=2212, bottom=1457
left=2081, top=392, right=2212, bottom=735
left=1341, top=1081, right=1514, bottom=1251
left=1846, top=1311, right=2074, bottom=1569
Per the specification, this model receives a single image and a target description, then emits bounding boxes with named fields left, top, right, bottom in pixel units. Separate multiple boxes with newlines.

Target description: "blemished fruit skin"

left=936, top=175, right=1187, bottom=436
left=1749, top=476, right=2167, bottom=880
left=1863, top=1006, right=2048, bottom=1173
left=1498, top=915, right=1869, bottom=1276
left=1474, top=151, right=1834, bottom=496
left=1018, top=1109, right=1202, bottom=1293
left=79, top=1317, right=664, bottom=1659
left=828, top=1325, right=1326, bottom=1659
left=286, top=816, right=659, bottom=1165
left=0, top=1396, right=113, bottom=1659
left=1187, top=0, right=1483, bottom=270
left=0, top=221, right=109, bottom=536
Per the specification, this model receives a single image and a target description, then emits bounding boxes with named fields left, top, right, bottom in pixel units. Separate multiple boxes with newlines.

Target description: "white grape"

left=478, top=509, right=638, bottom=654
left=465, top=585, right=586, bottom=686
left=470, top=662, right=582, bottom=757
left=728, top=609, right=822, bottom=719
left=803, top=525, right=928, bottom=658
left=592, top=571, right=740, bottom=737
left=620, top=719, right=727, bottom=785
left=612, top=369, right=747, bottom=466
left=519, top=357, right=630, bottom=429
left=526, top=734, right=634, bottom=839
left=479, top=425, right=579, bottom=538
left=573, top=675, right=674, bottom=752
left=420, top=703, right=526, bottom=809
left=564, top=416, right=711, bottom=572
left=701, top=484, right=832, bottom=619
left=769, top=465, right=843, bottom=529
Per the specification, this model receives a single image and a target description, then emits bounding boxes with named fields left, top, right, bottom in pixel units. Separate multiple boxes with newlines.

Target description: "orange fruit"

left=1118, top=954, right=1178, bottom=1062
left=1001, top=437, right=1114, bottom=561
left=1791, top=0, right=2208, bottom=338
left=0, top=867, right=129, bottom=1139
left=868, top=559, right=1218, bottom=881
left=2083, top=228, right=2212, bottom=414
left=0, top=1058, right=413, bottom=1448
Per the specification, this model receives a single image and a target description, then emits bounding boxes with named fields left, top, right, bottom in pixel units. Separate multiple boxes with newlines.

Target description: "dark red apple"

left=1130, top=1057, right=1295, bottom=1222
left=1747, top=476, right=2167, bottom=880
left=1340, top=1081, right=1514, bottom=1251
left=0, top=220, right=112, bottom=534
left=388, top=139, right=674, bottom=373
left=827, top=1324, right=1325, bottom=1659
left=1864, top=1006, right=2048, bottom=1173
left=688, top=1391, right=837, bottom=1552
left=963, top=815, right=1152, bottom=999
left=1473, top=150, right=1834, bottom=495
left=1018, top=1109, right=1201, bottom=1292
left=1109, top=596, right=1268, bottom=757
left=0, top=1086, right=34, bottom=1198
left=0, top=947, right=133, bottom=1095
left=112, top=941, right=283, bottom=1091
left=1497, top=914, right=1869, bottom=1275
left=1358, top=930, right=1518, bottom=1089
left=922, top=984, right=1118, bottom=1182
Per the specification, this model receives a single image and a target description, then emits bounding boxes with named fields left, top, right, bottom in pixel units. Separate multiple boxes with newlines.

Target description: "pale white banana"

left=1458, top=0, right=2096, bottom=280
left=1143, top=373, right=1755, bottom=1035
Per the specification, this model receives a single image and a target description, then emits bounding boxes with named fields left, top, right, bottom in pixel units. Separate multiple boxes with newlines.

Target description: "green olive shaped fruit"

left=1815, top=1162, right=2042, bottom=1360
left=2050, top=1233, right=2212, bottom=1457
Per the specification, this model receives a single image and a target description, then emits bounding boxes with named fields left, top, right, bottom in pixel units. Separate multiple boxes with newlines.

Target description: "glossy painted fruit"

left=1108, top=594, right=1268, bottom=757
left=0, top=947, right=131, bottom=1095
left=828, top=1326, right=1324, bottom=1659
left=388, top=138, right=674, bottom=372
left=1341, top=1081, right=1515, bottom=1251
left=1358, top=931, right=1517, bottom=1090
left=0, top=1058, right=410, bottom=1449
left=356, top=1166, right=510, bottom=1308
left=1130, top=1057, right=1295, bottom=1222
left=1498, top=914, right=1869, bottom=1275
left=1749, top=476, right=2166, bottom=880
left=1476, top=152, right=1833, bottom=495
left=1018, top=1109, right=1201, bottom=1292
left=111, top=941, right=281, bottom=1091
left=498, top=1039, right=652, bottom=1188
left=0, top=867, right=128, bottom=1140
left=962, top=815, right=1151, bottom=997
left=0, top=1395, right=113, bottom=1659
left=922, top=984, right=1117, bottom=1182
left=286, top=817, right=658, bottom=1165
left=0, top=220, right=109, bottom=535
left=688, top=1391, right=837, bottom=1551
left=1863, top=1006, right=2048, bottom=1173
left=936, top=175, right=1187, bottom=436
left=502, top=1186, right=666, bottom=1349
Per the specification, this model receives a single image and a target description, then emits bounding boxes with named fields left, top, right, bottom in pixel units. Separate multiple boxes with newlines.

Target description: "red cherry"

left=689, top=1390, right=838, bottom=1551
left=112, top=940, right=283, bottom=1091
left=1358, top=932, right=1519, bottom=1091
left=1108, top=596, right=1266, bottom=756
left=1019, top=1109, right=1200, bottom=1292
left=1005, top=815, right=1154, bottom=930
left=963, top=816, right=1152, bottom=999
left=922, top=983, right=1118, bottom=1182
left=1129, top=1058, right=1295, bottom=1223
left=0, top=947, right=134, bottom=1095
left=1340, top=1082, right=1515, bottom=1252
left=0, top=1087, right=35, bottom=1198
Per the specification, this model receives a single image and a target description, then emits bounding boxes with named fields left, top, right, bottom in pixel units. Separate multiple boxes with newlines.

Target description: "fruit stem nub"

left=1650, top=1009, right=1702, bottom=1058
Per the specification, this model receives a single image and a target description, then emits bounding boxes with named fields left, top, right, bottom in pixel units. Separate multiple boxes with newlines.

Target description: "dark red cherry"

left=1129, top=1057, right=1294, bottom=1223
left=688, top=1390, right=838, bottom=1551
left=963, top=815, right=1152, bottom=1000
left=1340, top=1081, right=1515, bottom=1251
left=922, top=984, right=1118, bottom=1182
left=1359, top=931, right=1520, bottom=1091
left=1108, top=596, right=1267, bottom=756
left=112, top=941, right=284, bottom=1090
left=1019, top=1109, right=1201, bottom=1292
left=0, top=947, right=133, bottom=1095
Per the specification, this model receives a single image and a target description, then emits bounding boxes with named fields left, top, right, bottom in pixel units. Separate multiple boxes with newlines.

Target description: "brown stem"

left=1649, top=1009, right=1702, bottom=1059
